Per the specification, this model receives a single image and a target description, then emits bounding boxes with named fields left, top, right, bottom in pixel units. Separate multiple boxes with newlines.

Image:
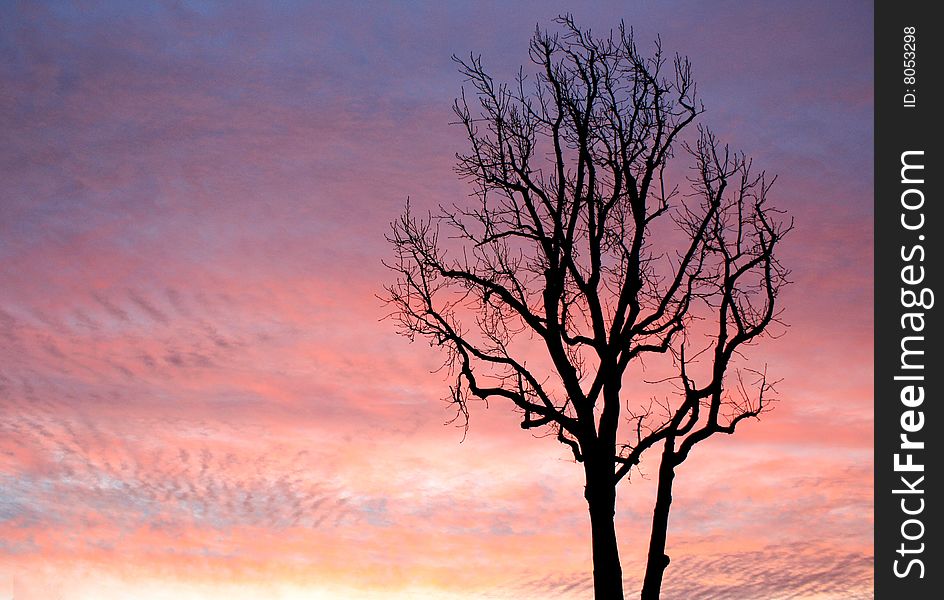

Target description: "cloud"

left=0, top=1, right=872, bottom=597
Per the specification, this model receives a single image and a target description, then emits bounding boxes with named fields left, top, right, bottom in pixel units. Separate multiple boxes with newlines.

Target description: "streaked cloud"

left=1, top=1, right=872, bottom=598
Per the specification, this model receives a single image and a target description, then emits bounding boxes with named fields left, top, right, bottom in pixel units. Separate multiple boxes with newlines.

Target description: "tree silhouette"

left=385, top=15, right=791, bottom=600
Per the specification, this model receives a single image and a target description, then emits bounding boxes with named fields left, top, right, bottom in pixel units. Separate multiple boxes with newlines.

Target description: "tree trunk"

left=640, top=438, right=678, bottom=600
left=585, top=462, right=625, bottom=600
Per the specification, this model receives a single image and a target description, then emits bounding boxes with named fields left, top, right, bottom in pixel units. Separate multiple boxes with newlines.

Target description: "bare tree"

left=384, top=15, right=791, bottom=600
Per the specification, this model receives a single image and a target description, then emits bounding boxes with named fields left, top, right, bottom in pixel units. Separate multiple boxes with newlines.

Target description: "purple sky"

left=1, top=2, right=873, bottom=598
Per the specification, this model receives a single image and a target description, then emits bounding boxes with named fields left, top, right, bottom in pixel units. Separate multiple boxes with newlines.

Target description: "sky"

left=0, top=1, right=873, bottom=599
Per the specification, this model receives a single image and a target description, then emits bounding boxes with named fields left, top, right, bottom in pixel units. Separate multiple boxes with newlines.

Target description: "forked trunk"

left=640, top=438, right=678, bottom=600
left=585, top=462, right=625, bottom=600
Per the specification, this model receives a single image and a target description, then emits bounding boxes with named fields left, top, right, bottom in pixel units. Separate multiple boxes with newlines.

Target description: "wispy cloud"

left=1, top=0, right=872, bottom=598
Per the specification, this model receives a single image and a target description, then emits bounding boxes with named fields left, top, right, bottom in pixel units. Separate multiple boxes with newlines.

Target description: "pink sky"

left=1, top=2, right=872, bottom=598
